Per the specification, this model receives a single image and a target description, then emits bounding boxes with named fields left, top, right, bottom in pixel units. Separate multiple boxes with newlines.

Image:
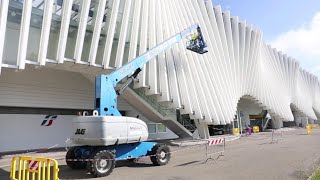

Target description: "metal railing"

left=130, top=87, right=196, bottom=132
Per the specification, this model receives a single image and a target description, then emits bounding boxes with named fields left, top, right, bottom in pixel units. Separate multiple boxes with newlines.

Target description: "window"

left=147, top=124, right=157, bottom=134
left=147, top=123, right=167, bottom=133
left=157, top=124, right=167, bottom=133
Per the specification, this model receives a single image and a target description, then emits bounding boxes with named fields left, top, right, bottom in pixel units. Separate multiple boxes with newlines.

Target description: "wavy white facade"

left=0, top=0, right=319, bottom=138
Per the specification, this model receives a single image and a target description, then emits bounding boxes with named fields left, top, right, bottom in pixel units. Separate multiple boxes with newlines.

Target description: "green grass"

left=312, top=168, right=320, bottom=180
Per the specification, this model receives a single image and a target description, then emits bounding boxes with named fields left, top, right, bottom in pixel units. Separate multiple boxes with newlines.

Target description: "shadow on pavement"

left=116, top=160, right=155, bottom=168
left=0, top=168, right=10, bottom=179
left=58, top=165, right=93, bottom=179
left=175, top=160, right=200, bottom=167
left=59, top=161, right=155, bottom=179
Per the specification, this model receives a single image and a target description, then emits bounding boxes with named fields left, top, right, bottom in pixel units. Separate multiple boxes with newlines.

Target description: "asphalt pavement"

left=1, top=128, right=320, bottom=180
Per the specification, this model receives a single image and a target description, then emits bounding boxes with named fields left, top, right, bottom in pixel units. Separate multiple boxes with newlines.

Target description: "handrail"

left=130, top=87, right=196, bottom=132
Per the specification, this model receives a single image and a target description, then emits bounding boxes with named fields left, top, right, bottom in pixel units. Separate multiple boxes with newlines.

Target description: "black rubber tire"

left=87, top=150, right=115, bottom=177
left=150, top=144, right=171, bottom=166
left=66, top=147, right=86, bottom=169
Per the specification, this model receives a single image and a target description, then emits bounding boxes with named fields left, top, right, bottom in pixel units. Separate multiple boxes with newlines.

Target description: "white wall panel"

left=0, top=69, right=93, bottom=109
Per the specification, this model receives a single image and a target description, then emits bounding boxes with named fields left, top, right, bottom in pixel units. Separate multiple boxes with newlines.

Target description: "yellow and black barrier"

left=10, top=156, right=59, bottom=180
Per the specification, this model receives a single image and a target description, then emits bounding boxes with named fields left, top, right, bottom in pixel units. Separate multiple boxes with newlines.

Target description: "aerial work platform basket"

left=186, top=26, right=208, bottom=54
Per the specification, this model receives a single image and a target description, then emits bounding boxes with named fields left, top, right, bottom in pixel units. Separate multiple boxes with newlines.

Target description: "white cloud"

left=270, top=12, right=320, bottom=76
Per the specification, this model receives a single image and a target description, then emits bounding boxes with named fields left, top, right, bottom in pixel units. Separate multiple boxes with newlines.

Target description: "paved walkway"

left=1, top=128, right=320, bottom=180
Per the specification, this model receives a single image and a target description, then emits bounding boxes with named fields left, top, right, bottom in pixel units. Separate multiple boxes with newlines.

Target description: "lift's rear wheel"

left=66, top=147, right=86, bottom=169
left=87, top=150, right=115, bottom=177
left=150, top=144, right=171, bottom=166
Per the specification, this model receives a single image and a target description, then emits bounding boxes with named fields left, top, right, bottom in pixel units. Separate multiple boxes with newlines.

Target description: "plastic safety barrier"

left=271, top=130, right=283, bottom=144
left=306, top=124, right=312, bottom=135
left=253, top=126, right=259, bottom=133
left=10, top=156, right=59, bottom=180
left=233, top=128, right=239, bottom=135
left=205, top=138, right=226, bottom=163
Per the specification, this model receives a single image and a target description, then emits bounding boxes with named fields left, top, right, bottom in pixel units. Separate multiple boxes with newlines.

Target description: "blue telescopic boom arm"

left=95, top=24, right=207, bottom=116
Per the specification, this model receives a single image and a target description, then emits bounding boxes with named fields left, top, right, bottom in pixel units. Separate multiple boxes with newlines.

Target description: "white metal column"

left=134, top=0, right=149, bottom=88
left=146, top=0, right=159, bottom=95
left=127, top=0, right=142, bottom=61
left=38, top=0, right=54, bottom=66
left=56, top=0, right=73, bottom=63
left=114, top=0, right=132, bottom=68
left=17, top=0, right=33, bottom=70
left=74, top=0, right=91, bottom=63
left=88, top=0, right=108, bottom=66
left=102, top=0, right=120, bottom=68
left=155, top=0, right=170, bottom=102
left=0, top=0, right=9, bottom=73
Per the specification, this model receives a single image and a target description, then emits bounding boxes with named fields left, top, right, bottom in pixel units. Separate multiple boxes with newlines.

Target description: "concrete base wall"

left=194, top=120, right=210, bottom=139
left=271, top=118, right=283, bottom=129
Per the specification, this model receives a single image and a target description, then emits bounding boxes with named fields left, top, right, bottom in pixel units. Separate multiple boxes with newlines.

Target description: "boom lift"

left=66, top=24, right=208, bottom=177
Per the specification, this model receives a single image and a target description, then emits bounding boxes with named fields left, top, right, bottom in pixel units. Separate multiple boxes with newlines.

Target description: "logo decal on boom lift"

left=75, top=129, right=86, bottom=135
left=41, top=115, right=58, bottom=126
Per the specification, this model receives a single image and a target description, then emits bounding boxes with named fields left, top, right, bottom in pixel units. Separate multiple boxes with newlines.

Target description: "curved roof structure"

left=0, top=0, right=319, bottom=129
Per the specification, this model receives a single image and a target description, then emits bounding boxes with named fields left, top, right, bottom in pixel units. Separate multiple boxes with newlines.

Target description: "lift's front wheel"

left=87, top=150, right=115, bottom=177
left=150, top=144, right=171, bottom=166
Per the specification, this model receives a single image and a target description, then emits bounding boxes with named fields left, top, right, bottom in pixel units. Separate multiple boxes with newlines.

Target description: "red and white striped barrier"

left=28, top=160, right=39, bottom=171
left=207, top=138, right=224, bottom=146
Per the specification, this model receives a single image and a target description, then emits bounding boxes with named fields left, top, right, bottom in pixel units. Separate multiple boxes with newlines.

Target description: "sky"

left=213, top=0, right=320, bottom=77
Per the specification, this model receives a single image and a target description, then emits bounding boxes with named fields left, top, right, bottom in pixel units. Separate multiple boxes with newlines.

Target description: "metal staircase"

left=176, top=110, right=197, bottom=133
left=124, top=86, right=194, bottom=138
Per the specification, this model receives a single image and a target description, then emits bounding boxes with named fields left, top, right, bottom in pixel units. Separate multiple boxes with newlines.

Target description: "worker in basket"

left=191, top=32, right=198, bottom=46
